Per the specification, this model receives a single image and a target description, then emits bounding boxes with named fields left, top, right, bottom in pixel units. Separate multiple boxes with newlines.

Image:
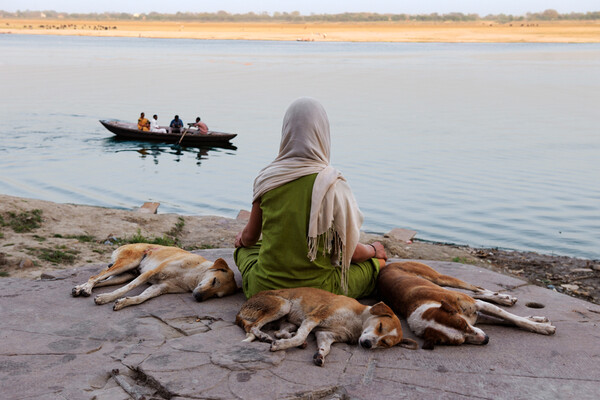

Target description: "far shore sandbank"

left=2, top=19, right=600, bottom=43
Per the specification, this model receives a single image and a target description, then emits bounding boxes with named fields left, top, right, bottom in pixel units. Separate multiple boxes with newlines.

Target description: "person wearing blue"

left=170, top=115, right=184, bottom=133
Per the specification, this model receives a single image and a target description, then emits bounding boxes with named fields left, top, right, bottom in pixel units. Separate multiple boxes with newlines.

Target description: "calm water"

left=0, top=35, right=599, bottom=259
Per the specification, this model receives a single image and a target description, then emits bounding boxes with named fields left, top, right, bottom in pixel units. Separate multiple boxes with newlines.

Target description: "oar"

left=177, top=128, right=189, bottom=145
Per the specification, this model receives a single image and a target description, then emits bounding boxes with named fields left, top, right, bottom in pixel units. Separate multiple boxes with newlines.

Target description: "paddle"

left=177, top=128, right=188, bottom=145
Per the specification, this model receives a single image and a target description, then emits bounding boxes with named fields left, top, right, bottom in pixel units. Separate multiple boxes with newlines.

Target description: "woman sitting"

left=137, top=112, right=150, bottom=131
left=234, top=97, right=386, bottom=299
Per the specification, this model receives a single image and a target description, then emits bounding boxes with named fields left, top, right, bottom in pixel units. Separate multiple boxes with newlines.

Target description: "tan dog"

left=377, top=261, right=556, bottom=350
left=236, top=287, right=417, bottom=366
left=72, top=243, right=238, bottom=310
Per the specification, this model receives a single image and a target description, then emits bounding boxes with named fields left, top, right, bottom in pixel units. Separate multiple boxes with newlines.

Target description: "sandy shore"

left=1, top=193, right=598, bottom=304
left=2, top=19, right=600, bottom=42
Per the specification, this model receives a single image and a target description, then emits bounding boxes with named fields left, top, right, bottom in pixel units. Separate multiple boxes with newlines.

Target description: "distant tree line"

left=1, top=9, right=599, bottom=22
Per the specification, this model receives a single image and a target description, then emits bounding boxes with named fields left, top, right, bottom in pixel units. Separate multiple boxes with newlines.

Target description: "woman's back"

left=256, top=174, right=337, bottom=291
left=234, top=97, right=384, bottom=300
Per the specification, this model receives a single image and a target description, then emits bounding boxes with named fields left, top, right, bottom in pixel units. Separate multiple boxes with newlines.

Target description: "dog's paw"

left=313, top=352, right=325, bottom=367
left=535, top=322, right=556, bottom=335
left=496, top=293, right=518, bottom=306
left=94, top=294, right=112, bottom=305
left=274, top=331, right=293, bottom=339
left=249, top=328, right=274, bottom=343
left=113, top=298, right=128, bottom=311
left=525, top=316, right=556, bottom=335
left=255, top=333, right=274, bottom=344
left=534, top=317, right=556, bottom=335
left=545, top=324, right=557, bottom=335
left=474, top=290, right=517, bottom=306
left=72, top=286, right=91, bottom=297
left=270, top=341, right=282, bottom=352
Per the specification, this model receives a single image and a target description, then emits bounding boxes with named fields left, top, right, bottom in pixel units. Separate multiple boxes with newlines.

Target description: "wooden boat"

left=100, top=120, right=237, bottom=146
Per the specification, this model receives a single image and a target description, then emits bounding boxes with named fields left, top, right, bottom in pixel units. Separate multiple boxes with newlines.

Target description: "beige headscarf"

left=253, top=97, right=364, bottom=293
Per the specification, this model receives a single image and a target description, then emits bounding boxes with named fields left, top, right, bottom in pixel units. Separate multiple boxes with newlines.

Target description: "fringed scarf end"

left=307, top=226, right=350, bottom=295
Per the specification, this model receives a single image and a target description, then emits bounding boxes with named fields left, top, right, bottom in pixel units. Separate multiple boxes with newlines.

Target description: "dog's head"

left=417, top=301, right=488, bottom=350
left=359, top=302, right=418, bottom=350
left=192, top=258, right=238, bottom=301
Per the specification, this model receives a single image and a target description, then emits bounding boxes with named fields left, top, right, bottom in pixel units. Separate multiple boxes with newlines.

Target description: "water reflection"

left=102, top=137, right=237, bottom=165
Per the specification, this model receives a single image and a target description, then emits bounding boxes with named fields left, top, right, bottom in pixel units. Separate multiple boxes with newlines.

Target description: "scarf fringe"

left=307, top=226, right=349, bottom=295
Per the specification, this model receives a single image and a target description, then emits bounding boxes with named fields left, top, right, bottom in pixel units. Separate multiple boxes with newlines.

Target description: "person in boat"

left=169, top=115, right=184, bottom=133
left=150, top=115, right=167, bottom=133
left=137, top=112, right=150, bottom=131
left=234, top=97, right=387, bottom=300
left=192, top=117, right=209, bottom=135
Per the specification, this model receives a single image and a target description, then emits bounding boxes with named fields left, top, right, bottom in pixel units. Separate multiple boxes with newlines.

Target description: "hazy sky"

left=2, top=1, right=599, bottom=15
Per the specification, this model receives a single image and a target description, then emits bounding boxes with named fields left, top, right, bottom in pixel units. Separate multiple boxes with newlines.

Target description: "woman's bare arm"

left=352, top=241, right=387, bottom=267
left=235, top=200, right=262, bottom=248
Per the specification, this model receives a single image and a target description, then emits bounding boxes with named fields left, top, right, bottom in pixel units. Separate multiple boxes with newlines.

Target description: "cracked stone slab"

left=210, top=342, right=287, bottom=371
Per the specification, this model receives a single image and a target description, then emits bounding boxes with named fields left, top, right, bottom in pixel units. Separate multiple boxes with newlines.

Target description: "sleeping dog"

left=377, top=261, right=556, bottom=350
left=236, top=287, right=417, bottom=366
left=72, top=243, right=238, bottom=310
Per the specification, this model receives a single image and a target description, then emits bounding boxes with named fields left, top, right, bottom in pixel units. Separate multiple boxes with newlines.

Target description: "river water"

left=0, top=34, right=598, bottom=259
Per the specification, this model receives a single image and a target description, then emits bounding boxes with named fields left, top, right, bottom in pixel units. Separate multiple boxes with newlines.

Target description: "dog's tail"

left=398, top=338, right=418, bottom=350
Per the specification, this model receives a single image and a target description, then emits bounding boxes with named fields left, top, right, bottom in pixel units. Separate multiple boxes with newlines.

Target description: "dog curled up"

left=72, top=243, right=238, bottom=310
left=377, top=261, right=556, bottom=350
left=236, top=287, right=417, bottom=367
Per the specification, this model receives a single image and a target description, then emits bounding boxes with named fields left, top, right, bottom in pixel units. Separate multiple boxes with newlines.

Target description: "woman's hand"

left=370, top=241, right=387, bottom=260
left=234, top=231, right=244, bottom=248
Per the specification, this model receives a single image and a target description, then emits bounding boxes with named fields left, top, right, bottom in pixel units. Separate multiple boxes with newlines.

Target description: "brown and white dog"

left=377, top=261, right=556, bottom=350
left=72, top=243, right=238, bottom=310
left=235, top=287, right=417, bottom=366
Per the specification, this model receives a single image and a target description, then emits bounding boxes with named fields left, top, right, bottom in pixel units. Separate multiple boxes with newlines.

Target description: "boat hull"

left=100, top=120, right=237, bottom=147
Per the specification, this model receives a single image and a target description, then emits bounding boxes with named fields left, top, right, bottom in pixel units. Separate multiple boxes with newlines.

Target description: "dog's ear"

left=398, top=338, right=418, bottom=350
left=440, top=300, right=458, bottom=315
left=212, top=258, right=230, bottom=269
left=370, top=302, right=395, bottom=318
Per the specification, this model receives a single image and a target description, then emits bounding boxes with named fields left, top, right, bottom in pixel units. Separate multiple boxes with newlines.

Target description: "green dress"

left=234, top=173, right=379, bottom=299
